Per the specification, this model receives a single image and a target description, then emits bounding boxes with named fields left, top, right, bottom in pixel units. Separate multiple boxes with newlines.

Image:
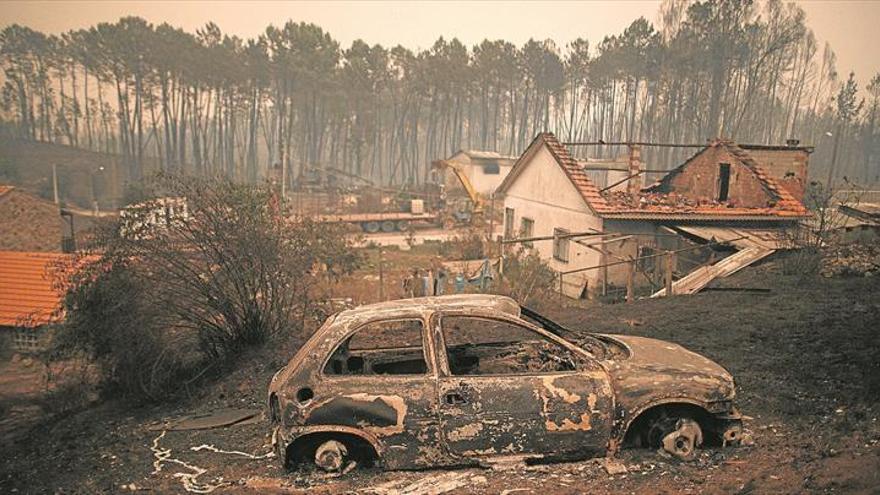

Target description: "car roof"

left=337, top=294, right=521, bottom=319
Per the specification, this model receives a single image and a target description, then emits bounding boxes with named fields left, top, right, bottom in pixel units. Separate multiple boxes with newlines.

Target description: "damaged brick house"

left=496, top=133, right=812, bottom=299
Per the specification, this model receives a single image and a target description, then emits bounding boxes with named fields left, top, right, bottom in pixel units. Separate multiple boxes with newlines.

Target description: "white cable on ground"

left=150, top=430, right=227, bottom=494
left=191, top=444, right=275, bottom=459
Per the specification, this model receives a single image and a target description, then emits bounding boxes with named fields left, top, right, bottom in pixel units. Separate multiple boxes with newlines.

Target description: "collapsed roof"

left=497, top=133, right=810, bottom=222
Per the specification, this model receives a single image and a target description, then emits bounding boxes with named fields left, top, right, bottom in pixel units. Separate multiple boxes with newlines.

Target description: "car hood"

left=601, top=334, right=736, bottom=412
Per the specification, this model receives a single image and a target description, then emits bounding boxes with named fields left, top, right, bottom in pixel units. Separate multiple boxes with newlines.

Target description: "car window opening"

left=442, top=316, right=582, bottom=376
left=324, top=319, right=428, bottom=376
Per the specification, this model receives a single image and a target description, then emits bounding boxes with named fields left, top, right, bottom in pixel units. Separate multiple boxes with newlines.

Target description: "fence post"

left=378, top=248, right=386, bottom=301
left=626, top=260, right=635, bottom=302
left=664, top=251, right=675, bottom=297
left=497, top=236, right=504, bottom=278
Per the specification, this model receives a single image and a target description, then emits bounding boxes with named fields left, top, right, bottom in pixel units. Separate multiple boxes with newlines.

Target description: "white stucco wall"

left=447, top=151, right=513, bottom=196
left=470, top=163, right=513, bottom=196
left=502, top=145, right=605, bottom=298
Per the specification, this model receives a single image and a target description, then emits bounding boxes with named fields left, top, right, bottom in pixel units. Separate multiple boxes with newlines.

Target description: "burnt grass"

left=1, top=258, right=879, bottom=493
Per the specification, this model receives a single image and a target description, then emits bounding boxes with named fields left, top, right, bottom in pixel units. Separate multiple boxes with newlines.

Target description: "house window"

left=553, top=228, right=570, bottom=263
left=504, top=208, right=515, bottom=239
left=482, top=162, right=501, bottom=175
left=520, top=217, right=534, bottom=246
left=718, top=163, right=731, bottom=201
left=13, top=326, right=47, bottom=353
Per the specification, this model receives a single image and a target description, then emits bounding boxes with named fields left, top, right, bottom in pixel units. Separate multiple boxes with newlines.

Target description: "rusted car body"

left=268, top=295, right=743, bottom=470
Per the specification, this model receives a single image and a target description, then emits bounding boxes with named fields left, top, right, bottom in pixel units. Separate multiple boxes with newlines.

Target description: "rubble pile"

left=603, top=190, right=737, bottom=211
left=820, top=243, right=880, bottom=277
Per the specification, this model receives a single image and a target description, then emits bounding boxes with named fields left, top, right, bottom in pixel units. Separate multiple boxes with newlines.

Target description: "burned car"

left=268, top=295, right=743, bottom=471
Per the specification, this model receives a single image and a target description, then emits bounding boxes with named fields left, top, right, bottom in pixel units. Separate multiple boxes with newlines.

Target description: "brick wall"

left=743, top=148, right=809, bottom=201
left=665, top=147, right=773, bottom=208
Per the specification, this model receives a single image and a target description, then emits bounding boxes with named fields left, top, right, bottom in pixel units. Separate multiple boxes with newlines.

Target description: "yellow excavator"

left=431, top=159, right=485, bottom=215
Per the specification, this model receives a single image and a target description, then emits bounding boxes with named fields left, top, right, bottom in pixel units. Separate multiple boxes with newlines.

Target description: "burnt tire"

left=643, top=410, right=703, bottom=460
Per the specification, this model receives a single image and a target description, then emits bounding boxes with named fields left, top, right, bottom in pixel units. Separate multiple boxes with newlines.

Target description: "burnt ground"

left=1, top=259, right=879, bottom=494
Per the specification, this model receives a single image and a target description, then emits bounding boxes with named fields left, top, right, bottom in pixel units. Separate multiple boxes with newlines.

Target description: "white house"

left=440, top=150, right=517, bottom=196
left=495, top=134, right=608, bottom=298
left=496, top=133, right=811, bottom=299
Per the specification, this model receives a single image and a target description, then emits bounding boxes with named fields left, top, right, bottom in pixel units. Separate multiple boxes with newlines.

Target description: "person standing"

left=402, top=269, right=416, bottom=298
left=412, top=269, right=424, bottom=297
left=424, top=268, right=435, bottom=296
left=435, top=266, right=447, bottom=295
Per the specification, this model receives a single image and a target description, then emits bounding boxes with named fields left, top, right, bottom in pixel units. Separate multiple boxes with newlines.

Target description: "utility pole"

left=825, top=124, right=842, bottom=190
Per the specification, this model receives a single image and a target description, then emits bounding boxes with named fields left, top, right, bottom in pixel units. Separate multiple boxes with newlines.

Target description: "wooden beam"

left=599, top=171, right=644, bottom=193
left=501, top=230, right=603, bottom=245
left=563, top=141, right=706, bottom=148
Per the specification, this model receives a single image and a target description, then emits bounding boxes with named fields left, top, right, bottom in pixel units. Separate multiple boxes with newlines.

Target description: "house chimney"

left=786, top=138, right=800, bottom=147
left=627, top=144, right=643, bottom=195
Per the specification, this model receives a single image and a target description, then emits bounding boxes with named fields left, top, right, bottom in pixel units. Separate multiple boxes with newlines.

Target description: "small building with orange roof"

left=0, top=251, right=74, bottom=352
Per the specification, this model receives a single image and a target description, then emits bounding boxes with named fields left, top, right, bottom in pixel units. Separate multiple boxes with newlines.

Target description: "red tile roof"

left=497, top=133, right=611, bottom=215
left=538, top=133, right=615, bottom=214
left=0, top=251, right=73, bottom=327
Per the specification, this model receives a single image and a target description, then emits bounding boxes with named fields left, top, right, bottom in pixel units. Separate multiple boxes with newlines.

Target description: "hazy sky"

left=2, top=1, right=878, bottom=87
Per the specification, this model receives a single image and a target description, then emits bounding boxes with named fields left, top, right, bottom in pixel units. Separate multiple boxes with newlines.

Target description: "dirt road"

left=1, top=262, right=878, bottom=493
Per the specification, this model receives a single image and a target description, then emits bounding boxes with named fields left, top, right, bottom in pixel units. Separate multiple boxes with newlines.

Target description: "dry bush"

left=781, top=180, right=865, bottom=276
left=439, top=226, right=487, bottom=261
left=494, top=247, right=559, bottom=308
left=53, top=174, right=360, bottom=400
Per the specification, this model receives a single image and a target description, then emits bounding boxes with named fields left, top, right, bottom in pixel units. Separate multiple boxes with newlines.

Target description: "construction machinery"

left=431, top=159, right=485, bottom=214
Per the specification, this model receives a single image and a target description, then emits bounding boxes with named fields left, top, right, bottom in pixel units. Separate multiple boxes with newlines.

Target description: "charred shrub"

left=494, top=247, right=559, bottom=308
left=54, top=175, right=360, bottom=400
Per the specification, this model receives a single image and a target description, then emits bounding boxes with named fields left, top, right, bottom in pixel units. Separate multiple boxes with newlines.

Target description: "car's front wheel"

left=642, top=409, right=703, bottom=460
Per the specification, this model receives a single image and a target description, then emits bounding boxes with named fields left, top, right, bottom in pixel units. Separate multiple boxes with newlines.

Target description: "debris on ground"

left=148, top=408, right=261, bottom=431
left=364, top=470, right=488, bottom=495
left=821, top=244, right=880, bottom=277
left=602, top=457, right=629, bottom=475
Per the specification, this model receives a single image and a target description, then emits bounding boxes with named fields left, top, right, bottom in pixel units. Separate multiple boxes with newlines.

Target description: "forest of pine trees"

left=2, top=0, right=879, bottom=190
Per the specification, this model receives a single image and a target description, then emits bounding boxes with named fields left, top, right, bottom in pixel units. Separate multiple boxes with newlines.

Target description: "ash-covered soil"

left=2, top=261, right=878, bottom=494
